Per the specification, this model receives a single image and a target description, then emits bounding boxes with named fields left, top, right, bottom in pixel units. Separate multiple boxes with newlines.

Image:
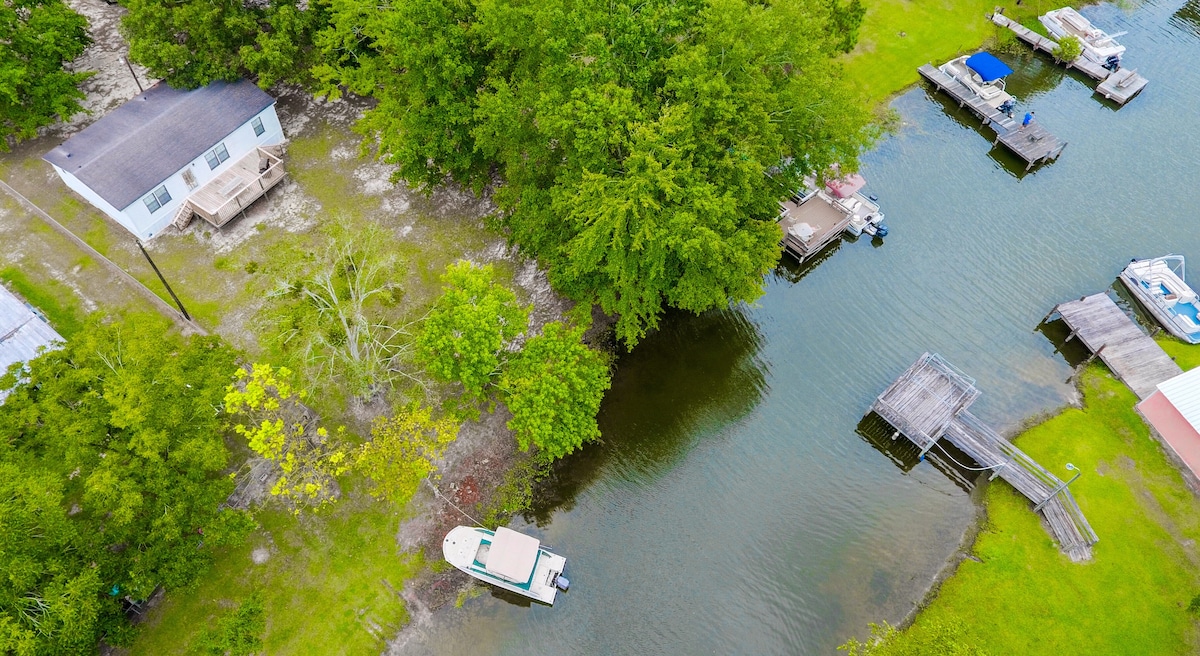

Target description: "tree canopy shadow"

left=525, top=305, right=770, bottom=524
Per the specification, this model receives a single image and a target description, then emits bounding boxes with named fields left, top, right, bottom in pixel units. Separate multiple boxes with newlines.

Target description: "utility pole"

left=136, top=240, right=192, bottom=322
left=121, top=57, right=144, bottom=93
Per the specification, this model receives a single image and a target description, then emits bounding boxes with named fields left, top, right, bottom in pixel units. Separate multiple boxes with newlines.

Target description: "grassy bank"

left=131, top=490, right=422, bottom=654
left=843, top=0, right=1071, bottom=104
left=844, top=356, right=1200, bottom=654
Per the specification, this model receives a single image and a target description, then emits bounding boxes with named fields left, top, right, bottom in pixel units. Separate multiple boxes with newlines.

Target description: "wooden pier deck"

left=917, top=64, right=1067, bottom=170
left=871, top=353, right=1098, bottom=561
left=1051, top=293, right=1182, bottom=399
left=990, top=13, right=1149, bottom=104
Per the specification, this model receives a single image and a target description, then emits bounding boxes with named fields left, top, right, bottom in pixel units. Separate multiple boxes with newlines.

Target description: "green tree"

left=356, top=403, right=459, bottom=507
left=192, top=594, right=265, bottom=656
left=1052, top=35, right=1084, bottom=63
left=499, top=322, right=610, bottom=460
left=0, top=316, right=252, bottom=653
left=261, top=219, right=412, bottom=402
left=0, top=0, right=92, bottom=149
left=224, top=363, right=351, bottom=511
left=322, top=0, right=876, bottom=345
left=416, top=261, right=529, bottom=411
left=121, top=0, right=328, bottom=88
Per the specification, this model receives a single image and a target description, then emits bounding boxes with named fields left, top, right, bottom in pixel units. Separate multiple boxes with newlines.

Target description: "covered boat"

left=442, top=526, right=569, bottom=605
left=938, top=52, right=1016, bottom=112
left=1119, top=255, right=1200, bottom=344
left=1040, top=7, right=1125, bottom=70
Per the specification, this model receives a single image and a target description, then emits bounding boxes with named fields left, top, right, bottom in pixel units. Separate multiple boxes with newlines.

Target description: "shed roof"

left=485, top=527, right=540, bottom=584
left=43, top=80, right=275, bottom=210
left=1157, top=366, right=1200, bottom=433
left=0, top=286, right=64, bottom=403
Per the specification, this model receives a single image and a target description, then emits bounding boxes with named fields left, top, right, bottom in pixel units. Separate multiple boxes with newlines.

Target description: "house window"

left=181, top=168, right=198, bottom=190
left=252, top=116, right=265, bottom=137
left=205, top=143, right=230, bottom=170
left=142, top=184, right=172, bottom=213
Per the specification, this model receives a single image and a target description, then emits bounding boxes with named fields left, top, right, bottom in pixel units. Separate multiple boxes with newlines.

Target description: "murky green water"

left=396, top=2, right=1200, bottom=653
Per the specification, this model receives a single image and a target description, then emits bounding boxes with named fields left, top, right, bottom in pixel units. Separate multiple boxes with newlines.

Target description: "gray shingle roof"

left=43, top=80, right=275, bottom=210
left=0, top=285, right=64, bottom=403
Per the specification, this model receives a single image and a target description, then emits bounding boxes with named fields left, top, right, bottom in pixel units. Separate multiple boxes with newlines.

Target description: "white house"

left=1137, top=366, right=1200, bottom=482
left=0, top=285, right=63, bottom=404
left=43, top=80, right=286, bottom=240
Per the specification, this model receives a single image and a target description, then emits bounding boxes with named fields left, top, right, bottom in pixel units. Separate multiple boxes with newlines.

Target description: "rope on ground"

left=424, top=477, right=486, bottom=528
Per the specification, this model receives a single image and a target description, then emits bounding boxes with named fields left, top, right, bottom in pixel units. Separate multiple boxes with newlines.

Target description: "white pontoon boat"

left=442, top=526, right=569, bottom=605
left=1119, top=255, right=1200, bottom=344
left=937, top=52, right=1016, bottom=112
left=1040, top=7, right=1125, bottom=70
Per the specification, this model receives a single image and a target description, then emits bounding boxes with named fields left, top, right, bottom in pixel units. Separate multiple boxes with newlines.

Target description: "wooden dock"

left=1051, top=293, right=1182, bottom=399
left=917, top=64, right=1066, bottom=170
left=990, top=13, right=1149, bottom=104
left=870, top=353, right=1098, bottom=561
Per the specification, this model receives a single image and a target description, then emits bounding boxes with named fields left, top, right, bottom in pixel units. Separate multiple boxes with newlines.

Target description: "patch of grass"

left=842, top=0, right=1058, bottom=104
left=850, top=363, right=1200, bottom=653
left=1160, top=337, right=1200, bottom=371
left=132, top=493, right=422, bottom=655
left=0, top=267, right=86, bottom=337
left=288, top=126, right=380, bottom=220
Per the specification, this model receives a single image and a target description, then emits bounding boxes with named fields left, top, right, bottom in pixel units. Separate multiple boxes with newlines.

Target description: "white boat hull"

left=442, top=526, right=567, bottom=605
left=1040, top=8, right=1125, bottom=67
left=1118, top=256, right=1200, bottom=344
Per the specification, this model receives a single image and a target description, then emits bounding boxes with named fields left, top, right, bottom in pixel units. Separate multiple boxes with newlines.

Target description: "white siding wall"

left=49, top=104, right=287, bottom=241
left=120, top=103, right=285, bottom=240
left=51, top=165, right=133, bottom=234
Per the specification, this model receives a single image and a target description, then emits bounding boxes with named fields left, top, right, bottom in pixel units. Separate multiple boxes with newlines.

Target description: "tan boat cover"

left=485, top=527, right=540, bottom=583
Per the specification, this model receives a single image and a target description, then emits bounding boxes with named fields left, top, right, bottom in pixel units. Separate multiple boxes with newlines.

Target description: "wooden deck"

left=990, top=13, right=1148, bottom=105
left=777, top=192, right=853, bottom=263
left=181, top=147, right=286, bottom=229
left=871, top=353, right=1098, bottom=561
left=1052, top=293, right=1182, bottom=399
left=917, top=64, right=1067, bottom=169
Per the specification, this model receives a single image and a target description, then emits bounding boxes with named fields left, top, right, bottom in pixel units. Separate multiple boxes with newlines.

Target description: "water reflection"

left=773, top=240, right=845, bottom=284
left=526, top=305, right=770, bottom=524
left=856, top=413, right=977, bottom=493
left=1172, top=0, right=1200, bottom=36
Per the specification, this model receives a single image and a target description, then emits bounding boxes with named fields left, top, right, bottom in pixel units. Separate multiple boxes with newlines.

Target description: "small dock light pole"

left=136, top=240, right=191, bottom=321
left=1034, top=463, right=1081, bottom=512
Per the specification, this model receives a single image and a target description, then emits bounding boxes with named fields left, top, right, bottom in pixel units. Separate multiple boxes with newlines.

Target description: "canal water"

left=398, top=2, right=1200, bottom=653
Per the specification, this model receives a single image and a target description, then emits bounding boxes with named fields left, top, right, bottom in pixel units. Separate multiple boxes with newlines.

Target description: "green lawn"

left=848, top=362, right=1200, bottom=653
left=131, top=489, right=422, bottom=655
left=842, top=0, right=1066, bottom=104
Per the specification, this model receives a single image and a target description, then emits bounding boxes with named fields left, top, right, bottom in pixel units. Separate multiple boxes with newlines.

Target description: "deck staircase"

left=172, top=200, right=196, bottom=231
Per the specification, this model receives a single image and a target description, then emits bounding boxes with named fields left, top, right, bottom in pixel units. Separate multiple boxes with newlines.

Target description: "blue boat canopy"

left=965, top=52, right=1013, bottom=82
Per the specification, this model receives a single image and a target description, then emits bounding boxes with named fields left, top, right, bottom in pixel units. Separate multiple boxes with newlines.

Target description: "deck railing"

left=192, top=148, right=286, bottom=227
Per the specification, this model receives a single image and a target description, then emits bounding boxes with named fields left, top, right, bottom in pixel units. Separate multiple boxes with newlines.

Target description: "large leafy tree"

left=321, top=0, right=876, bottom=345
left=416, top=261, right=530, bottom=411
left=120, top=0, right=328, bottom=88
left=0, top=316, right=252, bottom=653
left=499, top=322, right=610, bottom=460
left=0, top=0, right=92, bottom=149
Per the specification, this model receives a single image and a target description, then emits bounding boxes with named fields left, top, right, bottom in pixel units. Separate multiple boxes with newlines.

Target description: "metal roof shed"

left=0, top=286, right=64, bottom=403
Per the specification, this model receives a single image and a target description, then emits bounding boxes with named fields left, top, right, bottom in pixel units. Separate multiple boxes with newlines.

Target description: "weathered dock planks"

left=990, top=12, right=1149, bottom=105
left=1052, top=293, right=1182, bottom=399
left=871, top=353, right=1098, bottom=561
left=917, top=64, right=1067, bottom=169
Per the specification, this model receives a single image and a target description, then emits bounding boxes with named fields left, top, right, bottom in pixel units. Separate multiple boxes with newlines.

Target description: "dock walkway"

left=990, top=13, right=1149, bottom=104
left=917, top=64, right=1066, bottom=170
left=1051, top=293, right=1181, bottom=399
left=870, top=353, right=1098, bottom=561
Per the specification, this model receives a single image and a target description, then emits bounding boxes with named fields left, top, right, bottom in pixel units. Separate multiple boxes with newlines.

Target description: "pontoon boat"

left=443, top=526, right=569, bottom=605
left=1119, top=255, right=1200, bottom=344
